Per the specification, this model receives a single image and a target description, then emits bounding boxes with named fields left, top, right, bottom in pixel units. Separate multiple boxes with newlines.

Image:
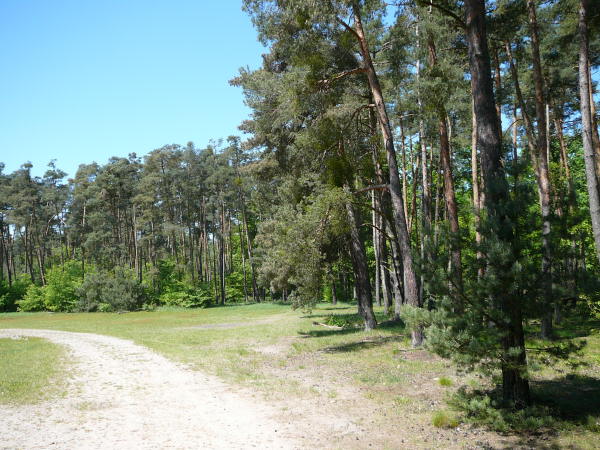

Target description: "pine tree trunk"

left=344, top=192, right=377, bottom=331
left=372, top=191, right=381, bottom=306
left=238, top=225, right=249, bottom=303
left=428, top=37, right=462, bottom=298
left=380, top=230, right=393, bottom=315
left=352, top=8, right=421, bottom=345
left=384, top=215, right=405, bottom=319
left=587, top=65, right=600, bottom=181
left=466, top=0, right=530, bottom=407
left=331, top=276, right=338, bottom=305
left=241, top=201, right=259, bottom=302
left=528, top=0, right=554, bottom=339
left=439, top=111, right=463, bottom=296
left=471, top=97, right=484, bottom=278
left=579, top=0, right=600, bottom=264
left=219, top=203, right=226, bottom=305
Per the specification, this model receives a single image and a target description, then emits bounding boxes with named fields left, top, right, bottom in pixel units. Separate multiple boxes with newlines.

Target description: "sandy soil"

left=0, top=328, right=333, bottom=450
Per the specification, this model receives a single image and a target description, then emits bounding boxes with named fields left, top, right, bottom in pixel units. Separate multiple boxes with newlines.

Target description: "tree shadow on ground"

left=554, top=318, right=600, bottom=340
left=525, top=317, right=600, bottom=341
left=459, top=374, right=600, bottom=449
left=504, top=435, right=563, bottom=450
left=297, top=328, right=362, bottom=338
left=319, top=335, right=405, bottom=353
left=318, top=306, right=356, bottom=311
left=532, top=374, right=600, bottom=423
left=299, top=313, right=329, bottom=319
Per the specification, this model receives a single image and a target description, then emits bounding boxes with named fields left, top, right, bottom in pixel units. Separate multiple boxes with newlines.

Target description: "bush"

left=18, top=285, right=45, bottom=311
left=159, top=286, right=212, bottom=308
left=43, top=261, right=84, bottom=312
left=225, top=272, right=247, bottom=303
left=323, top=313, right=363, bottom=328
left=322, top=283, right=332, bottom=303
left=0, top=275, right=31, bottom=312
left=76, top=269, right=147, bottom=312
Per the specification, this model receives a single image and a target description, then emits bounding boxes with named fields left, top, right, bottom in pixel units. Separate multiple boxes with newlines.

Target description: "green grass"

left=438, top=376, right=453, bottom=387
left=432, top=410, right=459, bottom=428
left=0, top=336, right=68, bottom=404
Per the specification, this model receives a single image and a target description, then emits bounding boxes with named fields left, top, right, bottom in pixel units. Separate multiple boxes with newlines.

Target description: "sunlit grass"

left=0, top=337, right=68, bottom=404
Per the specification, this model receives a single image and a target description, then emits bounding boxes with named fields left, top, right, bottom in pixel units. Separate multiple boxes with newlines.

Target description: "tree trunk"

left=344, top=193, right=378, bottom=331
left=372, top=190, right=381, bottom=307
left=579, top=0, right=600, bottom=264
left=219, top=202, right=226, bottom=305
left=384, top=216, right=405, bottom=319
left=352, top=7, right=421, bottom=345
left=241, top=202, right=259, bottom=302
left=419, top=28, right=432, bottom=309
left=471, top=97, right=484, bottom=278
left=429, top=37, right=462, bottom=298
left=380, top=226, right=393, bottom=315
left=587, top=63, right=600, bottom=181
left=492, top=45, right=503, bottom=140
left=465, top=0, right=530, bottom=407
left=440, top=111, right=463, bottom=296
left=528, top=0, right=554, bottom=339
left=238, top=225, right=249, bottom=303
left=331, top=276, right=338, bottom=305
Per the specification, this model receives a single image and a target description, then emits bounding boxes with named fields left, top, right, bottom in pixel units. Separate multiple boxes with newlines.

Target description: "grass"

left=439, top=376, right=453, bottom=387
left=1, top=302, right=600, bottom=448
left=432, top=410, right=459, bottom=428
left=0, top=336, right=68, bottom=404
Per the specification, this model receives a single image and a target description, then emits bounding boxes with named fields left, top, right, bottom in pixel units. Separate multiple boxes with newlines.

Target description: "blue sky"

left=0, top=1, right=265, bottom=177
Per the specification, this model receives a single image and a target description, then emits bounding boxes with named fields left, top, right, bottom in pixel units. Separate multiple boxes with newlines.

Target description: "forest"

left=1, top=0, right=600, bottom=416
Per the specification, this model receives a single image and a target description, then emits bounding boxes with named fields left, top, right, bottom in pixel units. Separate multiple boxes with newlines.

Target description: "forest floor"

left=1, top=303, right=599, bottom=449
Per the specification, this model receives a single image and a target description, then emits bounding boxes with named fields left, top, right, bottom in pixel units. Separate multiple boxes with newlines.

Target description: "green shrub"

left=586, top=415, right=600, bottom=432
left=76, top=269, right=146, bottom=312
left=0, top=275, right=32, bottom=312
left=159, top=287, right=211, bottom=308
left=97, top=303, right=113, bottom=313
left=323, top=313, right=363, bottom=328
left=43, top=261, right=83, bottom=312
left=17, top=285, right=45, bottom=312
left=322, top=283, right=332, bottom=303
left=225, top=272, right=247, bottom=302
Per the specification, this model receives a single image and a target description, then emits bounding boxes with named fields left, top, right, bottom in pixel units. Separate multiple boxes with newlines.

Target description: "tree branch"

left=318, top=67, right=368, bottom=89
left=415, top=1, right=466, bottom=29
left=336, top=17, right=361, bottom=40
left=353, top=184, right=389, bottom=194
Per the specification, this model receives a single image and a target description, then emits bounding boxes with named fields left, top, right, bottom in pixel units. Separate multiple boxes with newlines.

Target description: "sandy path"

left=0, top=328, right=303, bottom=450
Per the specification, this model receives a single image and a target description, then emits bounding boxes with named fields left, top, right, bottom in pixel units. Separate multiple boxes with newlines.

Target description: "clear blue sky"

left=0, top=0, right=265, bottom=177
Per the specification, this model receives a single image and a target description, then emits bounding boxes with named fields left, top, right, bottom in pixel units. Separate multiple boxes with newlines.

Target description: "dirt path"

left=0, top=328, right=308, bottom=449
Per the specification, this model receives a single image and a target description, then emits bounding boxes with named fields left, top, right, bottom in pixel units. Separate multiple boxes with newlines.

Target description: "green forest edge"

left=1, top=0, right=600, bottom=439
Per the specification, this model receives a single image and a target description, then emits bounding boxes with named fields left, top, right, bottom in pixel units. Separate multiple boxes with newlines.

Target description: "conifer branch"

left=318, top=67, right=367, bottom=89
left=353, top=184, right=390, bottom=194
left=415, top=1, right=466, bottom=29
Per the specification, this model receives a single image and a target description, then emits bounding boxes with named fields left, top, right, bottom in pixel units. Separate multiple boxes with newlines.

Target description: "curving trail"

left=0, top=329, right=301, bottom=449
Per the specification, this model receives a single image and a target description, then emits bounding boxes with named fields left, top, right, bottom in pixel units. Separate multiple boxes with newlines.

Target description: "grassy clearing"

left=1, top=303, right=599, bottom=448
left=0, top=336, right=68, bottom=404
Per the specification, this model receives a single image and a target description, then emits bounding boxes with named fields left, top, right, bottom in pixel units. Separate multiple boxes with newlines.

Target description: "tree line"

left=1, top=0, right=599, bottom=408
